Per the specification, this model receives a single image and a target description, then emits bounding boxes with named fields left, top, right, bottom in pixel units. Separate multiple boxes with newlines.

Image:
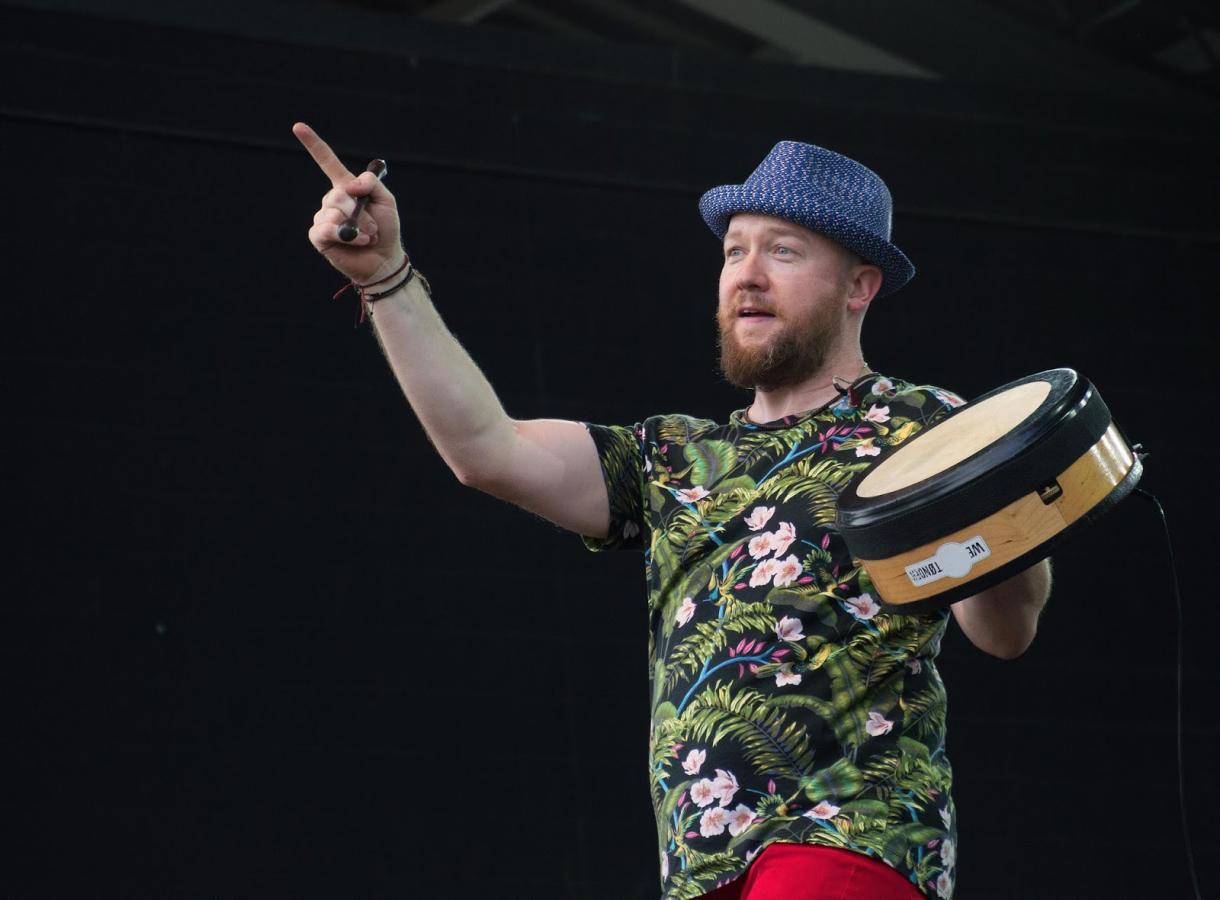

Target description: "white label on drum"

left=905, top=536, right=992, bottom=587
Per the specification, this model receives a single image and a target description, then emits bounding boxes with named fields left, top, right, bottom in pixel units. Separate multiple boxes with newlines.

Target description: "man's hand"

left=293, top=122, right=405, bottom=285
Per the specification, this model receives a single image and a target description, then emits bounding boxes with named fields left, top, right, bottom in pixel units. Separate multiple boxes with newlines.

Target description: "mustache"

left=722, top=294, right=777, bottom=317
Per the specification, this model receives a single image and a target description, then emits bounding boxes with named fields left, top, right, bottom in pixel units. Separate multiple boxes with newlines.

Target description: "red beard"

left=716, top=295, right=844, bottom=391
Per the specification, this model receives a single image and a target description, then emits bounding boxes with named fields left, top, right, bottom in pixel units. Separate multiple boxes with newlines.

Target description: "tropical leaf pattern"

left=583, top=375, right=965, bottom=899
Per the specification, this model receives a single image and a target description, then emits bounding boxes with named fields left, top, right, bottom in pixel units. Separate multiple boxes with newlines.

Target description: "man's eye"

left=725, top=247, right=743, bottom=258
left=775, top=246, right=792, bottom=255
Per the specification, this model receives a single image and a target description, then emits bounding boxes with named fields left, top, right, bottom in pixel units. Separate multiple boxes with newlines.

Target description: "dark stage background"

left=3, top=1, right=1217, bottom=897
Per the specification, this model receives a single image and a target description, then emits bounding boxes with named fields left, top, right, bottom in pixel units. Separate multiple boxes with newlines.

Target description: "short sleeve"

left=580, top=422, right=648, bottom=552
left=926, top=386, right=967, bottom=424
left=887, top=383, right=966, bottom=428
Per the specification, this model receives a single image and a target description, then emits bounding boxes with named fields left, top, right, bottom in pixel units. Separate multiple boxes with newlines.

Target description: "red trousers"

left=702, top=843, right=926, bottom=900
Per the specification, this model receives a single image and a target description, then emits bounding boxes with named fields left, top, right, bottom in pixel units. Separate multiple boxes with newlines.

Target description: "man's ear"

left=847, top=264, right=883, bottom=311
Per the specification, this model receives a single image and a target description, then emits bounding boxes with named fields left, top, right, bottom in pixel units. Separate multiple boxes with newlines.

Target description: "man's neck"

left=747, top=355, right=870, bottom=424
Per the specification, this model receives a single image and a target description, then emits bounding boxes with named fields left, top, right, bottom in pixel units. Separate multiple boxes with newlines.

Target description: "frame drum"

left=837, top=369, right=1141, bottom=611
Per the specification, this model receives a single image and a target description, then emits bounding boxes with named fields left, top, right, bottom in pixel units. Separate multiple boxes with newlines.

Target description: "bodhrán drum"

left=836, top=369, right=1141, bottom=612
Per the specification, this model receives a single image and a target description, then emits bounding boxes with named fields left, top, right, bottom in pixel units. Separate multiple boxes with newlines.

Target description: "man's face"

left=716, top=213, right=855, bottom=391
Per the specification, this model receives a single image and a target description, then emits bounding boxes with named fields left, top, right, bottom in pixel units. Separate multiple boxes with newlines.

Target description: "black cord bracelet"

left=358, top=265, right=432, bottom=325
left=361, top=263, right=415, bottom=301
left=334, top=258, right=432, bottom=327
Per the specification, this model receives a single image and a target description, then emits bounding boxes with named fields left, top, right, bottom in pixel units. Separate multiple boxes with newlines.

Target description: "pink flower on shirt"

left=845, top=594, right=882, bottom=620
left=770, top=522, right=797, bottom=556
left=805, top=801, right=841, bottom=820
left=772, top=554, right=803, bottom=587
left=774, top=616, right=804, bottom=643
left=744, top=505, right=775, bottom=531
left=775, top=663, right=802, bottom=687
left=749, top=558, right=779, bottom=587
left=690, top=778, right=717, bottom=808
left=699, top=806, right=729, bottom=837
left=681, top=748, right=706, bottom=776
left=940, top=838, right=956, bottom=868
left=864, top=404, right=891, bottom=423
left=727, top=804, right=756, bottom=837
left=748, top=531, right=777, bottom=559
left=676, top=486, right=709, bottom=504
left=711, top=769, right=740, bottom=806
left=934, top=389, right=966, bottom=409
left=675, top=597, right=697, bottom=627
left=866, top=711, right=894, bottom=736
left=855, top=439, right=881, bottom=457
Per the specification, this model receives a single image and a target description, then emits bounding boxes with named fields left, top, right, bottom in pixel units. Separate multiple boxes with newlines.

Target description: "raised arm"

left=294, top=123, right=611, bottom=539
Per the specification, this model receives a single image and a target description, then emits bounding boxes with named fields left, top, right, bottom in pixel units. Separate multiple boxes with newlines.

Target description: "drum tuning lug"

left=1037, top=480, right=1063, bottom=505
left=1132, top=443, right=1149, bottom=462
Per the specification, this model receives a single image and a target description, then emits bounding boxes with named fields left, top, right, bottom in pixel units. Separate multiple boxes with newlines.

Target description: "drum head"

left=856, top=380, right=1053, bottom=499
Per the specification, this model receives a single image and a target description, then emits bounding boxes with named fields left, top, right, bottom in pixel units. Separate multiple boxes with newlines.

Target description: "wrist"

left=361, top=250, right=409, bottom=287
left=332, top=250, right=421, bottom=325
left=358, top=260, right=432, bottom=321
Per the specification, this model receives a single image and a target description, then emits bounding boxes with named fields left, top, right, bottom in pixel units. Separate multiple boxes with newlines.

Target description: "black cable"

left=1132, top=487, right=1203, bottom=900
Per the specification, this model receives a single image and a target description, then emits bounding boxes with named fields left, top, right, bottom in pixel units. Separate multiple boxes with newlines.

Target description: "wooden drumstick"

left=338, top=159, right=388, bottom=242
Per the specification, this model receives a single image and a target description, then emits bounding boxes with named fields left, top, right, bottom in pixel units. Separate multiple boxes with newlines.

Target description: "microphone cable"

left=1132, top=484, right=1202, bottom=900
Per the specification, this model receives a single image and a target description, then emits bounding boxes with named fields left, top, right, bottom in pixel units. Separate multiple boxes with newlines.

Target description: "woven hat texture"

left=699, top=141, right=915, bottom=297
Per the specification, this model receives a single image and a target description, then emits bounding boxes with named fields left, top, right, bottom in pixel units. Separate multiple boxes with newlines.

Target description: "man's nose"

left=735, top=250, right=768, bottom=292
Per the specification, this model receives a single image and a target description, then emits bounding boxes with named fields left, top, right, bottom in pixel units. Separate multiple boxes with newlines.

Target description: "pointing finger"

left=293, top=121, right=355, bottom=186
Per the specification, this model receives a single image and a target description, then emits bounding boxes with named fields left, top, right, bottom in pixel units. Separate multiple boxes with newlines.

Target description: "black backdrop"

left=4, top=4, right=1217, bottom=898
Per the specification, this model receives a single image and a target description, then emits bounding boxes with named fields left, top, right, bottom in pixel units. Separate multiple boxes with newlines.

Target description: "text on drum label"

left=904, top=536, right=992, bottom=587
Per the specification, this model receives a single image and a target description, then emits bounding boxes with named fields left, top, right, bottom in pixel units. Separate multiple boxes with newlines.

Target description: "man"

left=295, top=124, right=1051, bottom=899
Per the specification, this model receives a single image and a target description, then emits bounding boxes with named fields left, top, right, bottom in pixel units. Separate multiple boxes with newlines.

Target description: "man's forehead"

left=723, top=213, right=817, bottom=242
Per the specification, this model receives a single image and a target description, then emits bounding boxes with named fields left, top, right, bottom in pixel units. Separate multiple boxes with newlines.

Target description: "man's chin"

left=720, top=358, right=792, bottom=391
left=719, top=343, right=828, bottom=392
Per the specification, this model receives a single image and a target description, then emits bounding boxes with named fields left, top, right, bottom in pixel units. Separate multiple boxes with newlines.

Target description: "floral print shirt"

left=582, top=374, right=966, bottom=899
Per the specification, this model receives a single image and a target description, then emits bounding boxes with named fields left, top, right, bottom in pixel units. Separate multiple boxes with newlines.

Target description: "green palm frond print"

left=581, top=375, right=965, bottom=899
left=681, top=683, right=816, bottom=779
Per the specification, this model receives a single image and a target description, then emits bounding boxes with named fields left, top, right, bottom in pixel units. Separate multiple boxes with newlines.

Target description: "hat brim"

left=698, top=183, right=915, bottom=297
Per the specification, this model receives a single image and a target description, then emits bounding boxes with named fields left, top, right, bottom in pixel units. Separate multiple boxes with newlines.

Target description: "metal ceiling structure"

left=340, top=0, right=1220, bottom=99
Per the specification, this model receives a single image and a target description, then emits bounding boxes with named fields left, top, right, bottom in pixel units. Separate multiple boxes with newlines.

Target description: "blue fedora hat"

left=699, top=141, right=915, bottom=297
